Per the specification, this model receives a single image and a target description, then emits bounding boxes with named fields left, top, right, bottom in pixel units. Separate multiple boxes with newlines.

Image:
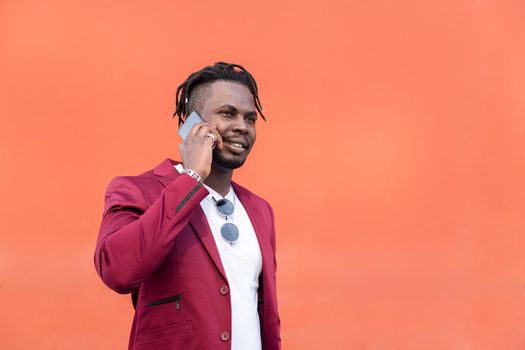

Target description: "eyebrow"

left=217, top=104, right=258, bottom=118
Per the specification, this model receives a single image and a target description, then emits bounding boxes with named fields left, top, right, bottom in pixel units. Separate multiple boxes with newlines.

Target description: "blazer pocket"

left=136, top=319, right=193, bottom=344
left=147, top=293, right=183, bottom=307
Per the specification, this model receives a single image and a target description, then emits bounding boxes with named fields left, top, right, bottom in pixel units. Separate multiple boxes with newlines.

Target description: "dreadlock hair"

left=173, top=62, right=265, bottom=126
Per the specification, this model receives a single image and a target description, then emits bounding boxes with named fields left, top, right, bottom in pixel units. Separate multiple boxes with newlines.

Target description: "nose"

left=232, top=116, right=249, bottom=134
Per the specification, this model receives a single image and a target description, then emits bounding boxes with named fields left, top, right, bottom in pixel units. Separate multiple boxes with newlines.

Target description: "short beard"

left=212, top=148, right=246, bottom=170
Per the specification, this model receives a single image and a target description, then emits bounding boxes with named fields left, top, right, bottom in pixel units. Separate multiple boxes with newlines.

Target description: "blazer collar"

left=233, top=182, right=273, bottom=278
left=153, top=158, right=177, bottom=176
left=153, top=158, right=180, bottom=188
left=152, top=158, right=273, bottom=282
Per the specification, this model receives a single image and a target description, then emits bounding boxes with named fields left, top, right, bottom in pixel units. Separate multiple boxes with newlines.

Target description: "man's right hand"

left=179, top=122, right=223, bottom=180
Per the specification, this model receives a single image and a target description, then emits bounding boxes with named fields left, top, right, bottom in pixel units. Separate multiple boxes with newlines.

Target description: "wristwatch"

left=182, top=168, right=203, bottom=184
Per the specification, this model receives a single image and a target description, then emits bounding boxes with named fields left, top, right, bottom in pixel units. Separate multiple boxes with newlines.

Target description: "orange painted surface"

left=1, top=0, right=525, bottom=349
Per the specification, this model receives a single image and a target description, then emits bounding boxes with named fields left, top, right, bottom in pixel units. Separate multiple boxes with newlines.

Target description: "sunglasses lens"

left=216, top=198, right=234, bottom=216
left=221, top=223, right=239, bottom=243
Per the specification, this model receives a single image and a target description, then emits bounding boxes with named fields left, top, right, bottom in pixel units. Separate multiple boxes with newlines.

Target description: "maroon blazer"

left=94, top=158, right=280, bottom=350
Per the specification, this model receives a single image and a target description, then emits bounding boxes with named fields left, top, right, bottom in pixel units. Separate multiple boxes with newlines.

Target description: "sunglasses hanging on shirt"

left=212, top=196, right=239, bottom=245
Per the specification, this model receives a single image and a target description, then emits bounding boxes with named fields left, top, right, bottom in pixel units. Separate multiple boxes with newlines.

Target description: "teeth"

left=227, top=142, right=244, bottom=148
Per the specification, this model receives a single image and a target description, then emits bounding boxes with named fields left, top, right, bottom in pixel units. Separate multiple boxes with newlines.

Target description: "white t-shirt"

left=175, top=164, right=263, bottom=350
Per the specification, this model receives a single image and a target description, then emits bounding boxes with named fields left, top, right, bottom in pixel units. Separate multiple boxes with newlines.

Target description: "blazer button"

left=220, top=331, right=230, bottom=341
left=219, top=285, right=229, bottom=295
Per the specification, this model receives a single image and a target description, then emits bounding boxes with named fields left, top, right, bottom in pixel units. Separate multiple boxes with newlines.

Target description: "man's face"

left=199, top=80, right=258, bottom=170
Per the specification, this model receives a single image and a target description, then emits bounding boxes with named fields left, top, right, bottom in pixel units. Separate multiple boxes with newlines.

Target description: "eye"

left=247, top=116, right=257, bottom=124
left=221, top=111, right=235, bottom=118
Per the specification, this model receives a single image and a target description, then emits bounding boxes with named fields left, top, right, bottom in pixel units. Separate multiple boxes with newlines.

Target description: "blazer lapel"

left=188, top=209, right=228, bottom=281
left=154, top=158, right=228, bottom=281
left=233, top=183, right=274, bottom=277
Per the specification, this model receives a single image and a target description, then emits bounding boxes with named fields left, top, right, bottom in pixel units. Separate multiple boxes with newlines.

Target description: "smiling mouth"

left=224, top=141, right=248, bottom=150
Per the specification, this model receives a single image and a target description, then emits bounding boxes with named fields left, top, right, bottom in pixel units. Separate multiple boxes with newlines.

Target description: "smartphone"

left=178, top=111, right=204, bottom=140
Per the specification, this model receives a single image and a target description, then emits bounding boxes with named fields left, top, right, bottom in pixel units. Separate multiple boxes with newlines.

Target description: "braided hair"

left=173, top=62, right=265, bottom=126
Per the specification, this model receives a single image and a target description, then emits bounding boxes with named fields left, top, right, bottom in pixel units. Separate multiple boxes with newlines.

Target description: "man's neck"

left=204, top=164, right=233, bottom=197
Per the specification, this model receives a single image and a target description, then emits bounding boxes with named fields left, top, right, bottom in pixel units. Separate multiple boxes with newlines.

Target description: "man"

left=94, top=62, right=280, bottom=350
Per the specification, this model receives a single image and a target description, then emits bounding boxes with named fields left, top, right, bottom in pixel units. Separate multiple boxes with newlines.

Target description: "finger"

left=203, top=131, right=218, bottom=147
left=189, top=123, right=214, bottom=147
left=207, top=128, right=223, bottom=150
left=188, top=122, right=209, bottom=138
left=198, top=128, right=217, bottom=148
left=186, top=123, right=213, bottom=146
left=195, top=123, right=213, bottom=138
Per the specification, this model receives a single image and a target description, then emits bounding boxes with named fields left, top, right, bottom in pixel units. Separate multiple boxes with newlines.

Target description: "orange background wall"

left=1, top=0, right=525, bottom=349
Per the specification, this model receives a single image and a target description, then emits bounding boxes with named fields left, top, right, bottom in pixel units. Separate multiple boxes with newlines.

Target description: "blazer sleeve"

left=264, top=199, right=281, bottom=349
left=270, top=202, right=282, bottom=348
left=94, top=173, right=208, bottom=294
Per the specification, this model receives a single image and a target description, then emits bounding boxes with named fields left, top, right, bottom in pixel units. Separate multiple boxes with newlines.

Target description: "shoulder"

left=103, top=173, right=153, bottom=214
left=233, top=182, right=274, bottom=218
left=106, top=158, right=179, bottom=192
left=106, top=168, right=158, bottom=195
left=234, top=182, right=278, bottom=250
left=104, top=159, right=178, bottom=210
